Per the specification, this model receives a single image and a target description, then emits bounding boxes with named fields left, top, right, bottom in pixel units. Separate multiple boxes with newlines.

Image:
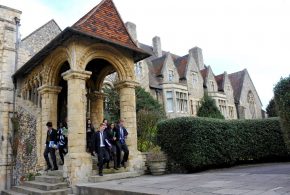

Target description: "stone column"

left=38, top=85, right=62, bottom=168
left=62, top=70, right=92, bottom=186
left=115, top=81, right=144, bottom=172
left=87, top=91, right=105, bottom=127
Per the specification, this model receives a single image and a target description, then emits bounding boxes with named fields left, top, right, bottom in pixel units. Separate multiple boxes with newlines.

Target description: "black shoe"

left=117, top=165, right=121, bottom=168
left=114, top=167, right=118, bottom=170
left=99, top=172, right=103, bottom=176
left=52, top=167, right=58, bottom=171
left=106, top=165, right=110, bottom=169
left=121, top=162, right=126, bottom=168
left=59, top=162, right=64, bottom=165
left=45, top=167, right=52, bottom=171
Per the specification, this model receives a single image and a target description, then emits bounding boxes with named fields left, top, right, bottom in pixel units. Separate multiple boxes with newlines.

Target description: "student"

left=57, top=122, right=67, bottom=165
left=105, top=123, right=118, bottom=170
left=115, top=119, right=129, bottom=168
left=86, top=119, right=95, bottom=155
left=44, top=122, right=58, bottom=171
left=93, top=123, right=111, bottom=176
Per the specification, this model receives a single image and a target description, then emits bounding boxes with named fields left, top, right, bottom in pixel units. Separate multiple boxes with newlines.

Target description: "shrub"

left=266, top=98, right=278, bottom=117
left=157, top=117, right=288, bottom=172
left=197, top=94, right=224, bottom=119
left=137, top=109, right=165, bottom=152
left=274, top=75, right=290, bottom=150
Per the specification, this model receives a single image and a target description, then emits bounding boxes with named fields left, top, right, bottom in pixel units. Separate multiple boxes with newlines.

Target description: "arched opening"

left=57, top=62, right=70, bottom=124
left=85, top=59, right=118, bottom=124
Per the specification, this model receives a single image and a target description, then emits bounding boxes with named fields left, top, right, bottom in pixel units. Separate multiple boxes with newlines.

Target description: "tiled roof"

left=229, top=70, right=246, bottom=103
left=200, top=68, right=208, bottom=80
left=174, top=55, right=189, bottom=79
left=151, top=55, right=167, bottom=76
left=72, top=0, right=139, bottom=51
left=215, top=73, right=225, bottom=91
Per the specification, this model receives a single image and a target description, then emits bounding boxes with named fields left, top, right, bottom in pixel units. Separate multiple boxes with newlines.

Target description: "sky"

left=2, top=0, right=290, bottom=109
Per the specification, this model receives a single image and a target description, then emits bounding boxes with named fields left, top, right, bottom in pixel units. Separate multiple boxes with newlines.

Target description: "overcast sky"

left=2, top=0, right=290, bottom=109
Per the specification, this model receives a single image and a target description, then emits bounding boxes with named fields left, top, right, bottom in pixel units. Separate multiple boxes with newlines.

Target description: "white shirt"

left=100, top=131, right=105, bottom=147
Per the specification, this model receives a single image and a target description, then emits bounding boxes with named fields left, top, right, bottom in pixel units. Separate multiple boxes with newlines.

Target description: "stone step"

left=88, top=171, right=141, bottom=183
left=23, top=181, right=67, bottom=191
left=1, top=189, right=27, bottom=195
left=45, top=170, right=63, bottom=177
left=92, top=167, right=128, bottom=175
left=35, top=176, right=64, bottom=184
left=12, top=186, right=68, bottom=195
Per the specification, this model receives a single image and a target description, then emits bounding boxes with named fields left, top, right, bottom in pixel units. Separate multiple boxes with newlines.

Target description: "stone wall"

left=18, top=20, right=61, bottom=68
left=0, top=5, right=21, bottom=191
left=13, top=105, right=37, bottom=184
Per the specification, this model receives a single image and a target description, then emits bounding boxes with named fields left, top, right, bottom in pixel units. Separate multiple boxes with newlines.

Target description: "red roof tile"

left=151, top=55, right=167, bottom=76
left=174, top=55, right=189, bottom=79
left=200, top=68, right=208, bottom=80
left=72, top=0, right=138, bottom=51
left=215, top=73, right=225, bottom=91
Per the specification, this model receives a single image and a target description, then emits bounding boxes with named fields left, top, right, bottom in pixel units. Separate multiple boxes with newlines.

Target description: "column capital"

left=38, top=85, right=62, bottom=95
left=115, top=80, right=139, bottom=90
left=62, top=70, right=92, bottom=81
left=87, top=91, right=106, bottom=101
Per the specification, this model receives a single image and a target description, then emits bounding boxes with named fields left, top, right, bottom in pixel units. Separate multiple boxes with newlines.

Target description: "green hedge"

left=157, top=117, right=289, bottom=171
left=274, top=75, right=290, bottom=150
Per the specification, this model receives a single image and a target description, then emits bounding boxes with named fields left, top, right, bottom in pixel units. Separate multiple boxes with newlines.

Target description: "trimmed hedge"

left=274, top=75, right=290, bottom=150
left=157, top=117, right=289, bottom=171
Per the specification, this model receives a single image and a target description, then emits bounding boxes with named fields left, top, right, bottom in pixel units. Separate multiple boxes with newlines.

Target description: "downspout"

left=13, top=17, right=20, bottom=118
left=10, top=17, right=20, bottom=187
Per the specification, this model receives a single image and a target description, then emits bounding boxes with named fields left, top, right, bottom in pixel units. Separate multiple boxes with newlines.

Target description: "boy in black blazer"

left=93, top=123, right=111, bottom=176
left=44, top=122, right=58, bottom=171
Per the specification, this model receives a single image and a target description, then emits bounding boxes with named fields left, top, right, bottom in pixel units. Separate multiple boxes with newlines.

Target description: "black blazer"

left=93, top=131, right=111, bottom=152
left=45, top=128, right=58, bottom=145
left=113, top=125, right=128, bottom=142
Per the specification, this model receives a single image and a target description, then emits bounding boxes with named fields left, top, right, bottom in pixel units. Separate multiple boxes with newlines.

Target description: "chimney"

left=125, top=22, right=137, bottom=43
left=152, top=36, right=162, bottom=57
left=189, top=46, right=204, bottom=70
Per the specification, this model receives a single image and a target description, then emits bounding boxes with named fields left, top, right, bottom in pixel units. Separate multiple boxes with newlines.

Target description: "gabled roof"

left=174, top=55, right=189, bottom=79
left=150, top=54, right=167, bottom=76
left=72, top=0, right=138, bottom=52
left=215, top=73, right=225, bottom=91
left=13, top=0, right=150, bottom=79
left=229, top=70, right=246, bottom=103
left=200, top=67, right=208, bottom=80
left=21, top=19, right=61, bottom=42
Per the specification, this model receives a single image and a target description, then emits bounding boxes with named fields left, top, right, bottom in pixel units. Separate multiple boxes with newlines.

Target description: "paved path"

left=84, top=162, right=290, bottom=195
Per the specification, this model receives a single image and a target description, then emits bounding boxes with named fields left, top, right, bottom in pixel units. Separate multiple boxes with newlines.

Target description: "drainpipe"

left=9, top=17, right=20, bottom=188
left=13, top=17, right=20, bottom=118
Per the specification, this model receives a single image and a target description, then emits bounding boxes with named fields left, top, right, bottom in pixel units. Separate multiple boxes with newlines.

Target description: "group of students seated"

left=44, top=118, right=129, bottom=176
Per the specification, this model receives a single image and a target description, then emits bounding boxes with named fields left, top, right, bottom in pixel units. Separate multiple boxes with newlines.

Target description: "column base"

left=63, top=153, right=92, bottom=187
left=128, top=150, right=145, bottom=174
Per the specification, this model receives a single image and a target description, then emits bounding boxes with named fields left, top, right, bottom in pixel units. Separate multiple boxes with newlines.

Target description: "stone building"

left=0, top=0, right=263, bottom=192
left=129, top=30, right=263, bottom=119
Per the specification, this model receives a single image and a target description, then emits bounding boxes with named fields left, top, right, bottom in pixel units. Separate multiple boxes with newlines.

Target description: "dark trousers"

left=97, top=147, right=110, bottom=173
left=106, top=145, right=117, bottom=168
left=44, top=145, right=58, bottom=169
left=58, top=145, right=66, bottom=163
left=116, top=141, right=129, bottom=166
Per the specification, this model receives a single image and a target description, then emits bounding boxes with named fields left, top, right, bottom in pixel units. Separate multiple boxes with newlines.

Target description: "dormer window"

left=168, top=70, right=174, bottom=81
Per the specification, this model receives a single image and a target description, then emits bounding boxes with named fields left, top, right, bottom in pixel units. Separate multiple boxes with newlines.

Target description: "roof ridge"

left=72, top=0, right=105, bottom=27
left=22, top=19, right=61, bottom=41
